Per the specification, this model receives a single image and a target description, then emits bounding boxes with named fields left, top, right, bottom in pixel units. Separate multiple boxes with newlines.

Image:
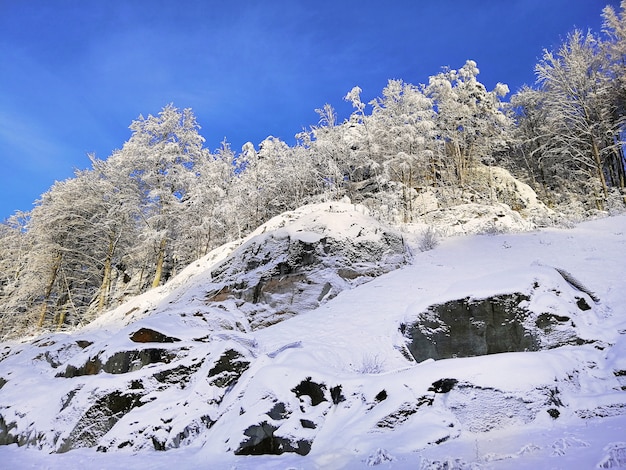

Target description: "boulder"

left=235, top=421, right=312, bottom=456
left=207, top=348, right=250, bottom=389
left=129, top=328, right=180, bottom=343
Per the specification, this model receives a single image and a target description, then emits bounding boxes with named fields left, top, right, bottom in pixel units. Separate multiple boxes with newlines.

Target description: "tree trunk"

left=37, top=252, right=62, bottom=329
left=56, top=306, right=67, bottom=330
left=97, top=242, right=114, bottom=311
left=591, top=136, right=608, bottom=203
left=454, top=141, right=464, bottom=186
left=610, top=141, right=626, bottom=204
left=152, top=237, right=167, bottom=288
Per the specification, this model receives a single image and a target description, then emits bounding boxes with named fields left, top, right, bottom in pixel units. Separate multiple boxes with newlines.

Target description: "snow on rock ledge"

left=412, top=165, right=556, bottom=236
left=419, top=202, right=535, bottom=236
left=203, top=202, right=411, bottom=329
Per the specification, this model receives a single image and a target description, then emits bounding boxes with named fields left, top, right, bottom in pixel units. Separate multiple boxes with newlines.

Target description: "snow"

left=1, top=207, right=626, bottom=469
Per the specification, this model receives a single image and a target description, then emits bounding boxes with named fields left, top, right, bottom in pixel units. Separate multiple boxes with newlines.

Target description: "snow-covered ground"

left=1, top=204, right=625, bottom=469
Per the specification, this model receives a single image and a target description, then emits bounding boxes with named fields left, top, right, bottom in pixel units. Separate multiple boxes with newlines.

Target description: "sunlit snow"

left=1, top=204, right=625, bottom=469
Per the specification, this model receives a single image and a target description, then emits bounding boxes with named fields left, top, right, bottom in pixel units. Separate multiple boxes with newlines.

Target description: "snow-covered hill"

left=1, top=203, right=626, bottom=469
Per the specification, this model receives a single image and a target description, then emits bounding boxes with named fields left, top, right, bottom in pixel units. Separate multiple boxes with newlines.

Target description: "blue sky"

left=0, top=0, right=620, bottom=221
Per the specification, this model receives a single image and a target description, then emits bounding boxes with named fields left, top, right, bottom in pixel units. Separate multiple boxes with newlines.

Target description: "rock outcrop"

left=203, top=202, right=411, bottom=329
left=403, top=268, right=598, bottom=362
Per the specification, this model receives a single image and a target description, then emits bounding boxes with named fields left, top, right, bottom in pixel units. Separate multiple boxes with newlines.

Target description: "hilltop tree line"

left=1, top=3, right=625, bottom=338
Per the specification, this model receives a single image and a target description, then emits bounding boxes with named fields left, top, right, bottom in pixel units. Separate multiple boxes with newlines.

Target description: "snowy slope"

left=1, top=206, right=626, bottom=469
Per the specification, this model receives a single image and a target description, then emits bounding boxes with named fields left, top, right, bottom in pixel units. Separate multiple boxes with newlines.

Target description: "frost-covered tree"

left=602, top=1, right=626, bottom=193
left=534, top=30, right=620, bottom=207
left=87, top=156, right=142, bottom=309
left=20, top=170, right=132, bottom=329
left=508, top=86, right=556, bottom=202
left=0, top=160, right=143, bottom=335
left=603, top=1, right=626, bottom=122
left=369, top=79, right=435, bottom=162
left=342, top=86, right=378, bottom=185
left=235, top=141, right=266, bottom=231
left=257, top=136, right=320, bottom=213
left=234, top=136, right=319, bottom=231
left=297, top=103, right=350, bottom=199
left=0, top=213, right=28, bottom=298
left=0, top=212, right=31, bottom=337
left=281, top=142, right=323, bottom=209
left=183, top=140, right=239, bottom=259
left=425, top=60, right=511, bottom=187
left=110, top=104, right=206, bottom=288
left=368, top=79, right=436, bottom=221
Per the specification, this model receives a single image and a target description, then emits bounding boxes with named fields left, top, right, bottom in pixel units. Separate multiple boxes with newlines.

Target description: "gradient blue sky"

left=0, top=0, right=620, bottom=221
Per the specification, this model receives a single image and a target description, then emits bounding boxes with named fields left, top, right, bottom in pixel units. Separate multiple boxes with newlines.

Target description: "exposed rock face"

left=207, top=349, right=250, bottom=389
left=205, top=203, right=410, bottom=329
left=58, top=390, right=144, bottom=453
left=235, top=421, right=312, bottom=456
left=403, top=270, right=595, bottom=362
left=58, top=348, right=178, bottom=377
left=234, top=377, right=334, bottom=456
left=0, top=414, right=18, bottom=446
left=404, top=293, right=540, bottom=362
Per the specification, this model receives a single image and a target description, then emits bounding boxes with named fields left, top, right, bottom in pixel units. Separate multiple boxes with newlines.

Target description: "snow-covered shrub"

left=419, top=457, right=483, bottom=469
left=478, top=220, right=505, bottom=236
left=418, top=226, right=439, bottom=252
left=366, top=448, right=396, bottom=466
left=356, top=354, right=385, bottom=374
left=597, top=442, right=626, bottom=468
left=606, top=188, right=626, bottom=216
left=551, top=436, right=590, bottom=456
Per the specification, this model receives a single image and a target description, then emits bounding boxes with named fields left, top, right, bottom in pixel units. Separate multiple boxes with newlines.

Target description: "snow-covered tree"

left=425, top=60, right=511, bottom=187
left=182, top=140, right=239, bottom=259
left=298, top=103, right=350, bottom=199
left=110, top=104, right=206, bottom=288
left=234, top=136, right=320, bottom=231
left=20, top=169, right=133, bottom=329
left=368, top=79, right=436, bottom=221
left=508, top=86, right=556, bottom=202
left=87, top=155, right=142, bottom=309
left=0, top=212, right=31, bottom=336
left=602, top=1, right=626, bottom=194
left=603, top=1, right=626, bottom=122
left=534, top=30, right=620, bottom=208
left=257, top=136, right=320, bottom=213
left=342, top=86, right=378, bottom=185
